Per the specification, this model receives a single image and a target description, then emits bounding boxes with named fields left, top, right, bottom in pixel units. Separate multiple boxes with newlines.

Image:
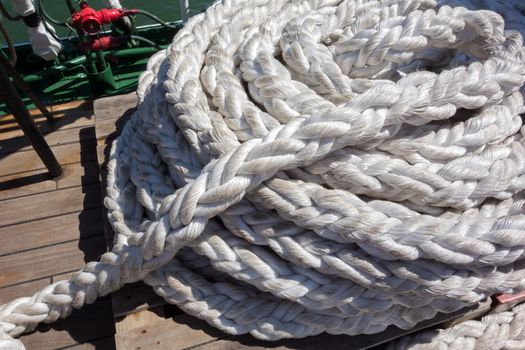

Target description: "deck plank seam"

left=0, top=179, right=101, bottom=203
left=0, top=232, right=105, bottom=259
left=0, top=155, right=98, bottom=179
left=0, top=128, right=98, bottom=156
left=0, top=207, right=102, bottom=229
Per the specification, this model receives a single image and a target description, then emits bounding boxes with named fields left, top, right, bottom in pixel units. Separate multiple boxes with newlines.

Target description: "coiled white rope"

left=388, top=303, right=525, bottom=349
left=2, top=0, right=525, bottom=349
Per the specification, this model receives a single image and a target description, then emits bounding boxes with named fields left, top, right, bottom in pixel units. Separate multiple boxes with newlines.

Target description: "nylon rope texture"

left=2, top=0, right=525, bottom=349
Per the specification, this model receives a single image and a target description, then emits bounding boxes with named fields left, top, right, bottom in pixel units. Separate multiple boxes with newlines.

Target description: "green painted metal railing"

left=0, top=0, right=211, bottom=114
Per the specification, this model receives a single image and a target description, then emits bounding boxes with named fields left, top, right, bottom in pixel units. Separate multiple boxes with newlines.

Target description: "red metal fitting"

left=71, top=1, right=138, bottom=35
left=79, top=36, right=123, bottom=51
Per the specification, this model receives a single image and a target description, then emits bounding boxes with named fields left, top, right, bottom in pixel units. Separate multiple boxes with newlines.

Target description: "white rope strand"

left=387, top=303, right=525, bottom=349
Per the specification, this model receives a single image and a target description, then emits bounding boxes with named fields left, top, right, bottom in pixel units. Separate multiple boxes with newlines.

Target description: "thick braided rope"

left=387, top=303, right=525, bottom=349
left=2, top=0, right=525, bottom=349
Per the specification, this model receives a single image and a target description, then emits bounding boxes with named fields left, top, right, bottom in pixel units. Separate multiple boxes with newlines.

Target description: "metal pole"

left=0, top=61, right=63, bottom=178
left=179, top=0, right=189, bottom=23
left=0, top=53, right=55, bottom=125
left=64, top=0, right=77, bottom=14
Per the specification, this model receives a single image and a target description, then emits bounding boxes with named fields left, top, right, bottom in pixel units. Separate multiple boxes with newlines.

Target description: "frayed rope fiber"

left=2, top=0, right=525, bottom=349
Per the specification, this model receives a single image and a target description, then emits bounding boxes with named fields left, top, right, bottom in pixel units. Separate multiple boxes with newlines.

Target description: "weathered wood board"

left=0, top=100, right=116, bottom=349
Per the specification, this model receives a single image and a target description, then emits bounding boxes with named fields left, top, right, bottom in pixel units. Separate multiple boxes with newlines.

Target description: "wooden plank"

left=0, top=125, right=96, bottom=155
left=115, top=306, right=166, bottom=333
left=111, top=282, right=166, bottom=318
left=187, top=331, right=384, bottom=350
left=0, top=161, right=100, bottom=201
left=65, top=336, right=116, bottom=350
left=20, top=298, right=115, bottom=350
left=0, top=183, right=102, bottom=227
left=190, top=338, right=287, bottom=350
left=0, top=100, right=94, bottom=140
left=0, top=141, right=97, bottom=177
left=0, top=278, right=50, bottom=304
left=93, top=93, right=137, bottom=123
left=96, top=115, right=132, bottom=144
left=188, top=335, right=361, bottom=350
left=51, top=99, right=93, bottom=113
left=0, top=107, right=52, bottom=138
left=57, top=160, right=100, bottom=189
left=47, top=101, right=94, bottom=130
left=0, top=98, right=116, bottom=349
left=115, top=308, right=226, bottom=350
left=0, top=168, right=56, bottom=201
left=0, top=208, right=104, bottom=256
left=0, top=235, right=107, bottom=288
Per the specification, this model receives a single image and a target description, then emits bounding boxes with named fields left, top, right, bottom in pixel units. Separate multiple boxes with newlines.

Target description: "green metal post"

left=85, top=51, right=97, bottom=73
left=96, top=50, right=107, bottom=71
left=64, top=0, right=77, bottom=14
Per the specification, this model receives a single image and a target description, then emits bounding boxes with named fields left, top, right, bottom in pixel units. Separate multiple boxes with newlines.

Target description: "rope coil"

left=2, top=0, right=525, bottom=349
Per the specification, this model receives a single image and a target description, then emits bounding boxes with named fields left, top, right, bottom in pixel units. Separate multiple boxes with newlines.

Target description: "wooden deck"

left=0, top=100, right=116, bottom=349
left=0, top=94, right=493, bottom=350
